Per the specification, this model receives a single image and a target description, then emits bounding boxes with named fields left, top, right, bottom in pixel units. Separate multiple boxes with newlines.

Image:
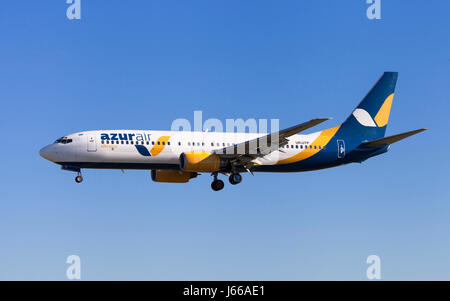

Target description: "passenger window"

left=126, top=141, right=129, bottom=145
left=291, top=145, right=294, bottom=149
left=319, top=146, right=321, bottom=149
left=188, top=142, right=191, bottom=146
left=152, top=141, right=155, bottom=145
left=106, top=141, right=109, bottom=144
left=162, top=142, right=165, bottom=145
left=211, top=142, right=214, bottom=146
left=157, top=141, right=160, bottom=145
left=178, top=142, right=181, bottom=146
left=296, top=145, right=299, bottom=149
left=101, top=141, right=104, bottom=144
left=314, top=145, right=317, bottom=149
left=168, top=142, right=170, bottom=145
left=131, top=141, right=134, bottom=145
left=121, top=141, right=124, bottom=144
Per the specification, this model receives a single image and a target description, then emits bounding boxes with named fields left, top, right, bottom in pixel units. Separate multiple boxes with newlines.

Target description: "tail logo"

left=374, top=93, right=394, bottom=127
left=352, top=108, right=377, bottom=127
left=352, top=93, right=394, bottom=128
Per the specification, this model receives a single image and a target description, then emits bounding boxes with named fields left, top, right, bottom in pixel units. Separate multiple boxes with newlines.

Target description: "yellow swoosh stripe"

left=374, top=93, right=394, bottom=127
left=276, top=125, right=341, bottom=165
left=150, top=136, right=171, bottom=156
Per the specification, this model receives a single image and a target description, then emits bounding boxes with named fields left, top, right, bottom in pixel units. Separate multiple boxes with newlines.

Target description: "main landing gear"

left=211, top=172, right=224, bottom=191
left=229, top=173, right=242, bottom=185
left=211, top=172, right=242, bottom=191
left=75, top=171, right=83, bottom=183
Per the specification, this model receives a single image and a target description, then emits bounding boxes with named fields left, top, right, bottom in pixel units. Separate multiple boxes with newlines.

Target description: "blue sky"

left=0, top=0, right=449, bottom=280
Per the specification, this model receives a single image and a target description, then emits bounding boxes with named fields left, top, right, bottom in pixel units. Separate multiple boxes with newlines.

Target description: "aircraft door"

left=87, top=134, right=97, bottom=152
left=337, top=139, right=345, bottom=158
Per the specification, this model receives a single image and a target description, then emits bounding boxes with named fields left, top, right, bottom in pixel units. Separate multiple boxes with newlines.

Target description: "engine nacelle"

left=151, top=169, right=197, bottom=183
left=179, top=151, right=227, bottom=172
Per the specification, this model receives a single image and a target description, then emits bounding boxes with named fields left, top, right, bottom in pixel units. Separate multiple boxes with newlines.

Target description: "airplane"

left=39, top=72, right=426, bottom=191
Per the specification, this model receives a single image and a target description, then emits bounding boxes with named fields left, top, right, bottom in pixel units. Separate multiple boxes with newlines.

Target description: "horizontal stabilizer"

left=362, top=128, right=427, bottom=147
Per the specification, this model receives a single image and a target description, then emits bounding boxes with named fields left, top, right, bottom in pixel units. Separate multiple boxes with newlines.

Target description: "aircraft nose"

left=39, top=145, right=56, bottom=162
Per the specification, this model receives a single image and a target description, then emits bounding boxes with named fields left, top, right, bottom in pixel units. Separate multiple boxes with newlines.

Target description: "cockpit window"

left=54, top=137, right=73, bottom=144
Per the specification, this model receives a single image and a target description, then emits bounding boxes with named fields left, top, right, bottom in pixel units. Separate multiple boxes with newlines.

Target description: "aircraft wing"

left=212, top=118, right=330, bottom=166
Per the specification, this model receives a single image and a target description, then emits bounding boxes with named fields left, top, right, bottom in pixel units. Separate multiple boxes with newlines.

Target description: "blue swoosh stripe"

left=135, top=145, right=151, bottom=156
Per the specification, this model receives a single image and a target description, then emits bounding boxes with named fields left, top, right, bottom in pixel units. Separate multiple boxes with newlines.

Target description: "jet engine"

left=151, top=169, right=197, bottom=183
left=179, top=151, right=228, bottom=172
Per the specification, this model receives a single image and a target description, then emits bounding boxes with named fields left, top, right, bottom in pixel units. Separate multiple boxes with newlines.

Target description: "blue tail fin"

left=340, top=72, right=398, bottom=141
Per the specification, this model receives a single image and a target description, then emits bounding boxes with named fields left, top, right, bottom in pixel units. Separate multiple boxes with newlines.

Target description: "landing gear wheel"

left=229, top=173, right=242, bottom=185
left=75, top=175, right=83, bottom=183
left=211, top=179, right=224, bottom=191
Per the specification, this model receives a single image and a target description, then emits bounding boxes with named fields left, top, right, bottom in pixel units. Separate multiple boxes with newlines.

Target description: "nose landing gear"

left=75, top=172, right=83, bottom=183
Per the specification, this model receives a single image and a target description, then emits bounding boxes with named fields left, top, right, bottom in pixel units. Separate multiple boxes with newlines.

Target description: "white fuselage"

left=39, top=129, right=323, bottom=168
